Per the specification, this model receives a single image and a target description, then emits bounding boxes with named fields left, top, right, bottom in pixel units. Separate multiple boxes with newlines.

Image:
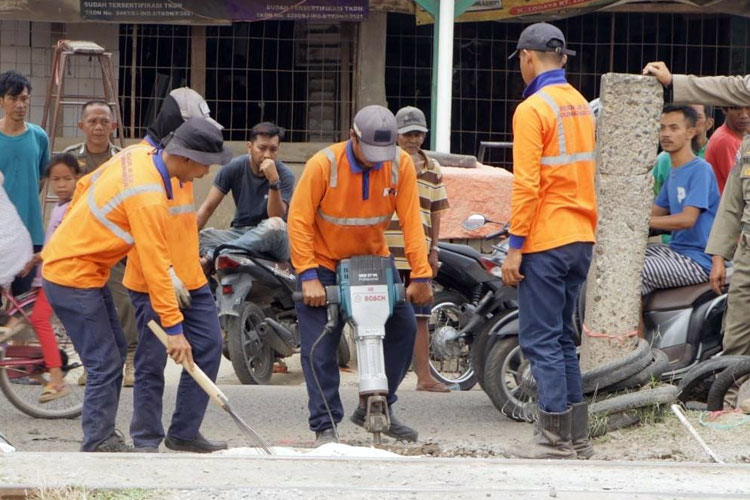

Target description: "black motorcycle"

left=428, top=215, right=517, bottom=390
left=480, top=253, right=729, bottom=421
left=213, top=245, right=350, bottom=385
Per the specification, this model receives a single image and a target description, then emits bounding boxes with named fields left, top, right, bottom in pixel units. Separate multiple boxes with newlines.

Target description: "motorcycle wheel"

left=428, top=291, right=476, bottom=391
left=471, top=309, right=516, bottom=391
left=482, top=336, right=537, bottom=422
left=706, top=358, right=750, bottom=411
left=226, top=302, right=274, bottom=385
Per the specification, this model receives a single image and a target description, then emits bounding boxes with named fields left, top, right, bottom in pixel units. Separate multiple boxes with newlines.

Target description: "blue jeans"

left=199, top=218, right=290, bottom=262
left=295, top=266, right=417, bottom=432
left=517, top=242, right=593, bottom=414
left=128, top=285, right=222, bottom=448
left=43, top=280, right=127, bottom=451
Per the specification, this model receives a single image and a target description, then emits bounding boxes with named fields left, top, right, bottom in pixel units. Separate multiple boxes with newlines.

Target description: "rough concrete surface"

left=580, top=73, right=663, bottom=370
left=3, top=453, right=750, bottom=499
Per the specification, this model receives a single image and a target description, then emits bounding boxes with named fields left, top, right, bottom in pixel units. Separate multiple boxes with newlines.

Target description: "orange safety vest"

left=288, top=141, right=431, bottom=279
left=42, top=145, right=184, bottom=330
left=123, top=139, right=206, bottom=293
left=511, top=83, right=597, bottom=253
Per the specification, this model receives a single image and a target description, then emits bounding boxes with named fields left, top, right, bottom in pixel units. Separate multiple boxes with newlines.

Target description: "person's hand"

left=169, top=266, right=192, bottom=309
left=710, top=256, right=727, bottom=296
left=642, top=61, right=673, bottom=87
left=302, top=279, right=327, bottom=307
left=18, top=253, right=40, bottom=278
left=501, top=249, right=525, bottom=287
left=166, top=333, right=194, bottom=370
left=259, top=159, right=279, bottom=184
left=428, top=248, right=439, bottom=278
left=407, top=280, right=433, bottom=305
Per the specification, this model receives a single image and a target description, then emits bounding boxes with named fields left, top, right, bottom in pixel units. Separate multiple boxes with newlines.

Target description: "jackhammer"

left=295, top=255, right=406, bottom=444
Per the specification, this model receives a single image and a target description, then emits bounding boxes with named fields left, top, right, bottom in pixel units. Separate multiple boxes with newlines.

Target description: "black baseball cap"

left=163, top=117, right=233, bottom=166
left=509, top=23, right=576, bottom=60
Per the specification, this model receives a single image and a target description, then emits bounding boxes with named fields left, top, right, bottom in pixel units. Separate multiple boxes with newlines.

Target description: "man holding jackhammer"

left=501, top=23, right=597, bottom=459
left=124, top=88, right=230, bottom=453
left=287, top=105, right=433, bottom=447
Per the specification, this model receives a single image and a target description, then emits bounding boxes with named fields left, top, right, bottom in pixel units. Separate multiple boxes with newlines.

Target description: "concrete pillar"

left=355, top=12, right=387, bottom=110
left=579, top=74, right=663, bottom=371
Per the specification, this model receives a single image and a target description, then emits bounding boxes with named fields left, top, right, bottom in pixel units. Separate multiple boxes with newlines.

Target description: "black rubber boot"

left=508, top=408, right=577, bottom=459
left=571, top=402, right=594, bottom=459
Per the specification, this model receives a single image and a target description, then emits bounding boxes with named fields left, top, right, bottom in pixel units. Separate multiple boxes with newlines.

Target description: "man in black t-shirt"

left=197, top=122, right=295, bottom=267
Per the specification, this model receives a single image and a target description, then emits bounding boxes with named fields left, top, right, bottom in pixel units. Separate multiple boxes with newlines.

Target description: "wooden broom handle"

left=147, top=320, right=228, bottom=410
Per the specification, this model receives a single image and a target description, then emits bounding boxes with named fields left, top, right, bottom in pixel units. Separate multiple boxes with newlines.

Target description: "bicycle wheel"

left=0, top=316, right=84, bottom=419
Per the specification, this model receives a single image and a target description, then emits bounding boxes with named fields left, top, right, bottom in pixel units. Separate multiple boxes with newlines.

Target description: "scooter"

left=428, top=214, right=517, bottom=390
left=213, top=245, right=350, bottom=385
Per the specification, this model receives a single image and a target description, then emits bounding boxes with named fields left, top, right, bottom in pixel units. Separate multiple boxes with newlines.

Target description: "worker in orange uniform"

left=287, top=105, right=433, bottom=447
left=41, top=117, right=232, bottom=452
left=124, top=88, right=229, bottom=453
left=501, top=23, right=597, bottom=460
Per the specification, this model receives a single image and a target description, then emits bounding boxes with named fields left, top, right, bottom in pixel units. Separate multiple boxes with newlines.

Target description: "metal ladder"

left=40, top=40, right=125, bottom=217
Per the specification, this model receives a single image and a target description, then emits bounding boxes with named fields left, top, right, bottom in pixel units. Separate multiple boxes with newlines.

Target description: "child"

left=27, top=153, right=81, bottom=402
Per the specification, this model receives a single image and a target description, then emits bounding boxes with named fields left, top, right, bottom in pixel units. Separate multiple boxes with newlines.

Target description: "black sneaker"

left=164, top=432, right=228, bottom=453
left=350, top=406, right=418, bottom=442
left=93, top=430, right=134, bottom=452
left=314, top=428, right=337, bottom=447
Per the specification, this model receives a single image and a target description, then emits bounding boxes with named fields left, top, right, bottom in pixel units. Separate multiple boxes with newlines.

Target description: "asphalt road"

left=0, top=357, right=523, bottom=453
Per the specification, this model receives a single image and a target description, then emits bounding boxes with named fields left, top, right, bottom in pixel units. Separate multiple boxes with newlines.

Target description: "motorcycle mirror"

left=462, top=214, right=487, bottom=231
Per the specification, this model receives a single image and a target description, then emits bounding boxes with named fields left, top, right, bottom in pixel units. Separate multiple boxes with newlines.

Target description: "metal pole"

left=130, top=24, right=137, bottom=139
left=429, top=14, right=440, bottom=151
left=435, top=0, right=454, bottom=153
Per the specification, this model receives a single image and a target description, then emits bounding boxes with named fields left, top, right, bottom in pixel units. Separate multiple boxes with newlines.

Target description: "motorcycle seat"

left=438, top=242, right=482, bottom=260
left=643, top=267, right=732, bottom=311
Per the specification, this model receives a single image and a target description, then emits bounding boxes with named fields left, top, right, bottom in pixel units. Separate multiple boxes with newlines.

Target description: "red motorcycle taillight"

left=222, top=285, right=234, bottom=294
left=217, top=255, right=240, bottom=270
left=480, top=257, right=498, bottom=272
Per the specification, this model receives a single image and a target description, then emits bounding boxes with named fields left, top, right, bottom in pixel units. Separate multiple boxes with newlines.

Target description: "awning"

left=0, top=0, right=368, bottom=23
left=415, top=0, right=750, bottom=24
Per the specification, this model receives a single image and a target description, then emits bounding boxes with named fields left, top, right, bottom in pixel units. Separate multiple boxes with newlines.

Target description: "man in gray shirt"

left=197, top=122, right=295, bottom=267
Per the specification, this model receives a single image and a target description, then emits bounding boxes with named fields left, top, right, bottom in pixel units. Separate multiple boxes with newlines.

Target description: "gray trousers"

left=723, top=233, right=750, bottom=356
left=199, top=218, right=290, bottom=262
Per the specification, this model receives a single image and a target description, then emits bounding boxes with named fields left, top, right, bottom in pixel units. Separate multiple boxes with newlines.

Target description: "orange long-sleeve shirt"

left=288, top=140, right=431, bottom=279
left=42, top=145, right=184, bottom=331
left=123, top=138, right=206, bottom=293
left=510, top=81, right=597, bottom=253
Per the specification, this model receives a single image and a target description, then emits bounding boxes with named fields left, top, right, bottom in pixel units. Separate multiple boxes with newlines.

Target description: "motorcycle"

left=480, top=243, right=729, bottom=421
left=428, top=214, right=517, bottom=390
left=213, top=245, right=350, bottom=385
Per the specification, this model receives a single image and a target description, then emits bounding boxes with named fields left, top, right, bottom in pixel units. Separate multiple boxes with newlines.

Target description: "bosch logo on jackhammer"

left=364, top=295, right=386, bottom=302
